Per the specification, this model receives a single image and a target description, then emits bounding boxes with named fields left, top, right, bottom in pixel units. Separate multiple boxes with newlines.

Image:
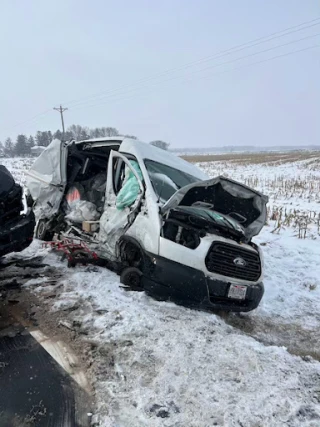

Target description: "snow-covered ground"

left=198, top=157, right=320, bottom=329
left=2, top=154, right=320, bottom=426
left=0, top=156, right=34, bottom=186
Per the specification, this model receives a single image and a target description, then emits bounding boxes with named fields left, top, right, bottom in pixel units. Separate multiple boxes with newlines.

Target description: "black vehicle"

left=0, top=165, right=35, bottom=258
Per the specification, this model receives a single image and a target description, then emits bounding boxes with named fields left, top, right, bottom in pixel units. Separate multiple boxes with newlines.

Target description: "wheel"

left=120, top=241, right=144, bottom=269
left=35, top=219, right=54, bottom=241
left=120, top=267, right=143, bottom=289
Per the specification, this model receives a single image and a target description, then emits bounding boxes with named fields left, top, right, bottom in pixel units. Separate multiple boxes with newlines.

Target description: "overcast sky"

left=0, top=0, right=319, bottom=148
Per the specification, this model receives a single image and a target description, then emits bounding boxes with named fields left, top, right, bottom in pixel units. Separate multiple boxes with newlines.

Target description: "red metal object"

left=43, top=238, right=98, bottom=267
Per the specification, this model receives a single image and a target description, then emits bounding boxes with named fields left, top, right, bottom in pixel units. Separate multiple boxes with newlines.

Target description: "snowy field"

left=1, top=153, right=320, bottom=426
left=197, top=155, right=320, bottom=328
left=0, top=156, right=34, bottom=186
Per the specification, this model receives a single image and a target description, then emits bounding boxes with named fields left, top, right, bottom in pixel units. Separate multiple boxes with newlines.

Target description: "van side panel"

left=125, top=189, right=161, bottom=255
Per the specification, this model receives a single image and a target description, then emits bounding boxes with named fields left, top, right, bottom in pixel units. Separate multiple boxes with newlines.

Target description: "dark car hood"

left=161, top=176, right=269, bottom=240
left=0, top=165, right=24, bottom=226
left=0, top=165, right=15, bottom=198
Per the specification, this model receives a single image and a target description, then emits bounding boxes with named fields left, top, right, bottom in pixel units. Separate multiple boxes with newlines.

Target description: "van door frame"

left=98, top=151, right=145, bottom=256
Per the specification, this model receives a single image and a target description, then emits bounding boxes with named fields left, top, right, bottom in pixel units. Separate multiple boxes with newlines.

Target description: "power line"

left=70, top=44, right=319, bottom=112
left=199, top=44, right=320, bottom=83
left=3, top=17, right=319, bottom=135
left=183, top=32, right=320, bottom=77
left=64, top=17, right=320, bottom=109
left=68, top=32, right=320, bottom=111
left=3, top=109, right=52, bottom=133
left=66, top=18, right=320, bottom=108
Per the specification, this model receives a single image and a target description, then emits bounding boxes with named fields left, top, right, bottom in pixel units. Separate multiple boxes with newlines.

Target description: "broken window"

left=144, top=160, right=199, bottom=202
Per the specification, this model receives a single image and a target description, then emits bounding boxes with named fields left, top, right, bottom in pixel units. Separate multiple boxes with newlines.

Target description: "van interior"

left=63, top=141, right=121, bottom=227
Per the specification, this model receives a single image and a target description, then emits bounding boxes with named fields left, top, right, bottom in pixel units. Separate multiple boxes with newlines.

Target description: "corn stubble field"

left=183, top=150, right=320, bottom=242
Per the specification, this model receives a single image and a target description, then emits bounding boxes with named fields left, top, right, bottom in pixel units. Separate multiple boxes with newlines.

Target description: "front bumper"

left=205, top=278, right=264, bottom=312
left=0, top=210, right=35, bottom=257
left=142, top=254, right=264, bottom=312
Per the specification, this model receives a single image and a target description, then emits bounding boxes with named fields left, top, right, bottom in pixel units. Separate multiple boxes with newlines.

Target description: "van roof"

left=77, top=136, right=124, bottom=144
left=77, top=137, right=208, bottom=181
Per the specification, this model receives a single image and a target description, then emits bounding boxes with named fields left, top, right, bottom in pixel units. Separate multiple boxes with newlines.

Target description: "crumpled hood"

left=161, top=176, right=269, bottom=240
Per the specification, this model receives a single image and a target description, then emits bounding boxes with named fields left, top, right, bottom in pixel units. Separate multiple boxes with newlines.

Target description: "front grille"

left=205, top=242, right=261, bottom=282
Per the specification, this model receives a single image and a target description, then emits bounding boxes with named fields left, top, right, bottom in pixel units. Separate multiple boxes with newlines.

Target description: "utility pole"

left=53, top=105, right=68, bottom=138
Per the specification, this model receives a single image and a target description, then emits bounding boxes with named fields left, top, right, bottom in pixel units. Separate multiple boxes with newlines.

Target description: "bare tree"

left=67, top=125, right=90, bottom=141
left=123, top=134, right=137, bottom=139
left=2, top=124, right=134, bottom=156
left=53, top=129, right=63, bottom=140
left=150, top=140, right=170, bottom=150
left=15, top=134, right=30, bottom=156
left=35, top=131, right=52, bottom=147
left=4, top=138, right=14, bottom=157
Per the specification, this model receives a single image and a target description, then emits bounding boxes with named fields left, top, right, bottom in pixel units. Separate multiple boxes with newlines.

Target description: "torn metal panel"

left=25, top=139, right=68, bottom=219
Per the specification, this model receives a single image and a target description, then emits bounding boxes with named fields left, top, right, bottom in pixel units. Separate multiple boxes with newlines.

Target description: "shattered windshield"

left=144, top=159, right=200, bottom=202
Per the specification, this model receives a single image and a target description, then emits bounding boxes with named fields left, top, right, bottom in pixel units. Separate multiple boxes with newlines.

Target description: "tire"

left=35, top=219, right=54, bottom=241
left=120, top=267, right=143, bottom=289
left=121, top=241, right=144, bottom=269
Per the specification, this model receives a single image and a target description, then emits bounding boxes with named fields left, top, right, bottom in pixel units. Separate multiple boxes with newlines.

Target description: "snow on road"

left=2, top=154, right=320, bottom=426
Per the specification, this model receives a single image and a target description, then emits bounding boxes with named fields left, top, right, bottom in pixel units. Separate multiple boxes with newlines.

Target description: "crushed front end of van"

left=140, top=176, right=268, bottom=312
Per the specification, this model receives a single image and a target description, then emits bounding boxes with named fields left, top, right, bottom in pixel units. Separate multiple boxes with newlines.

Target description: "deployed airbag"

left=116, top=161, right=143, bottom=211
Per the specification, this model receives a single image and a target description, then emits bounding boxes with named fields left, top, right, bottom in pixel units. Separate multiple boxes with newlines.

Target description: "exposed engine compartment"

left=161, top=176, right=268, bottom=244
left=162, top=219, right=202, bottom=249
left=162, top=204, right=248, bottom=250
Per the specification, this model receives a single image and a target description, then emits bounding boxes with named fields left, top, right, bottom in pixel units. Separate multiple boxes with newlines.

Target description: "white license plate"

left=228, top=285, right=247, bottom=300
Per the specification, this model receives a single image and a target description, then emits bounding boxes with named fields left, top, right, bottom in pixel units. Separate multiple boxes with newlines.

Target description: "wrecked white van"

left=26, top=137, right=268, bottom=312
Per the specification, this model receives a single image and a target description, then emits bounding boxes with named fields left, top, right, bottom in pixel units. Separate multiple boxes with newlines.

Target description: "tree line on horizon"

left=0, top=124, right=169, bottom=157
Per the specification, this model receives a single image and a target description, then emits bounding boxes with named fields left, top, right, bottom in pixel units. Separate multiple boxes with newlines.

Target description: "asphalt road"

left=0, top=305, right=91, bottom=427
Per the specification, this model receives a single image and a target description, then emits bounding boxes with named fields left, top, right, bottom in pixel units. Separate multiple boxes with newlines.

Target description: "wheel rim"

left=127, top=272, right=141, bottom=287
